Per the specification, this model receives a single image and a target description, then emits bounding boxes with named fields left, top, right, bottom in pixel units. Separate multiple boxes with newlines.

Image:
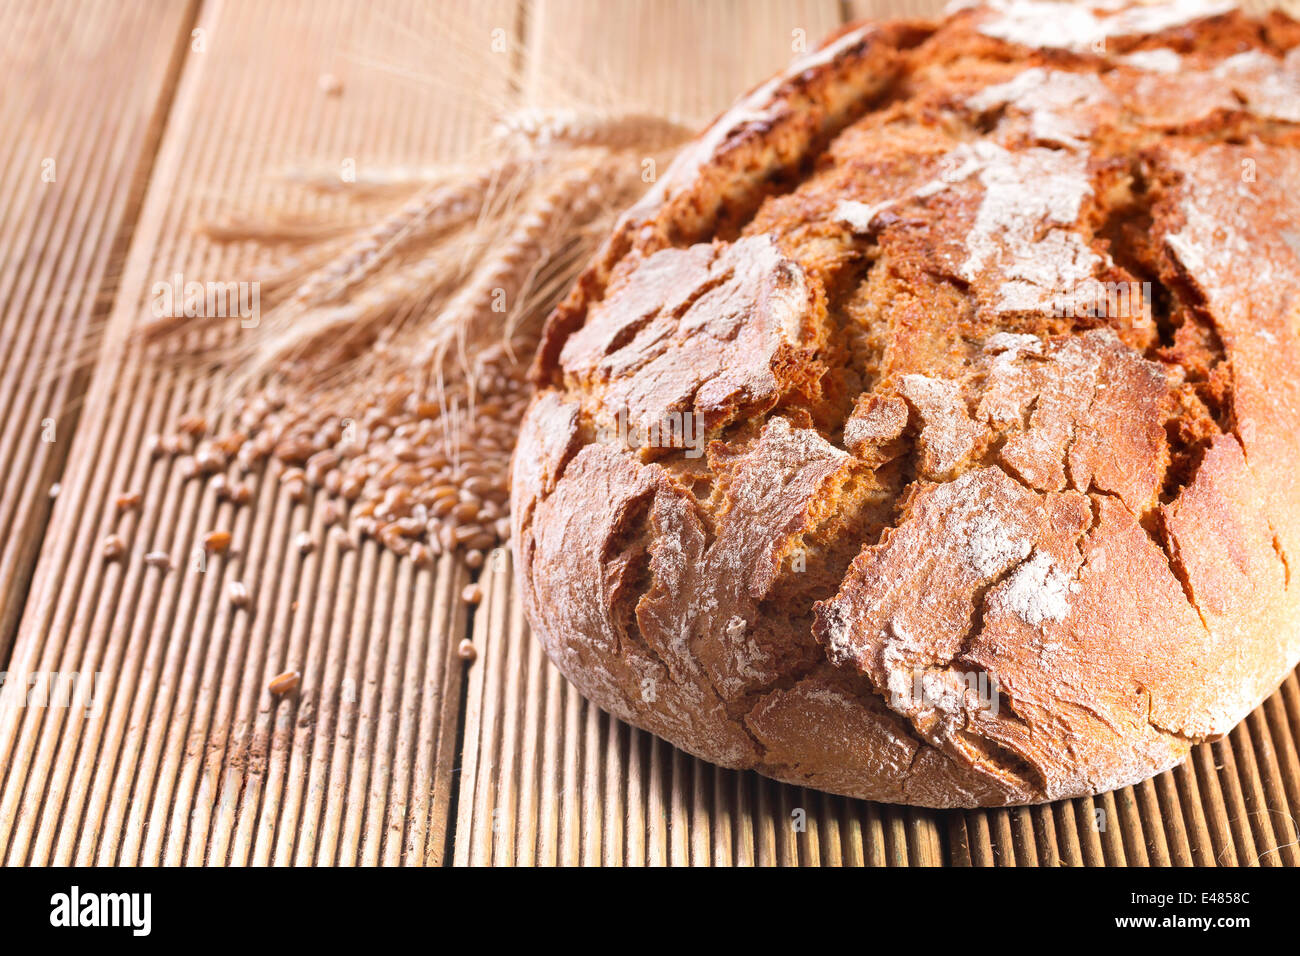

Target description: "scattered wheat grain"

left=102, top=535, right=125, bottom=561
left=268, top=670, right=300, bottom=696
left=145, top=551, right=172, bottom=571
left=204, top=530, right=232, bottom=553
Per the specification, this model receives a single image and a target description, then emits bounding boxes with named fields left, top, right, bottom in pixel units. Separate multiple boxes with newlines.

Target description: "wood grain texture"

left=0, top=0, right=1297, bottom=867
left=524, top=0, right=844, bottom=122
left=0, top=0, right=510, bottom=867
left=0, top=0, right=197, bottom=664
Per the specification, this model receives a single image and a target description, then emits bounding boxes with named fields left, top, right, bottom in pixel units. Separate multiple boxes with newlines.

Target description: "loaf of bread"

left=510, top=0, right=1300, bottom=806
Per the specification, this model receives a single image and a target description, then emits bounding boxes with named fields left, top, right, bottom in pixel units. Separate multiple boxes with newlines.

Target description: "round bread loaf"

left=510, top=0, right=1300, bottom=806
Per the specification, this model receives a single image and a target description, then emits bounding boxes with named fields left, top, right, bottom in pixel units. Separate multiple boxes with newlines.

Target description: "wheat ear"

left=274, top=162, right=451, bottom=197
left=493, top=107, right=692, bottom=153
left=199, top=211, right=361, bottom=244
left=246, top=244, right=471, bottom=381
left=419, top=153, right=612, bottom=372
left=287, top=156, right=522, bottom=312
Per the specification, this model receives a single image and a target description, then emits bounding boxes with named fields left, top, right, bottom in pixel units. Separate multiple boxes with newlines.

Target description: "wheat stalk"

left=417, top=149, right=619, bottom=372
left=287, top=155, right=523, bottom=312
left=274, top=162, right=450, bottom=197
left=148, top=108, right=686, bottom=453
left=199, top=211, right=361, bottom=244
left=95, top=2, right=709, bottom=564
left=255, top=244, right=468, bottom=380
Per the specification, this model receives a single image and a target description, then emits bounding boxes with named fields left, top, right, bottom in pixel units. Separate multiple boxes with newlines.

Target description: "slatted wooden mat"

left=2, top=0, right=1299, bottom=867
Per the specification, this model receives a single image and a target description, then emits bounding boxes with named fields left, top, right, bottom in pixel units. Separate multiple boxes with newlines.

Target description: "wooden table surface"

left=1, top=0, right=1298, bottom=866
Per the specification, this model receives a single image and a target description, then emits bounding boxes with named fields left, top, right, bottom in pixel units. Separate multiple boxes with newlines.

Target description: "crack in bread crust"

left=513, top=1, right=1300, bottom=807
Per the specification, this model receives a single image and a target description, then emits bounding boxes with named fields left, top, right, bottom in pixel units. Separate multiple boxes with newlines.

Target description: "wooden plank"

left=0, top=0, right=512, bottom=867
left=524, top=0, right=845, bottom=123
left=0, top=0, right=196, bottom=663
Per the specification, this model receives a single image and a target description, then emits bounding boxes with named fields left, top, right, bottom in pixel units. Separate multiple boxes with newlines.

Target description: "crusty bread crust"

left=511, top=0, right=1300, bottom=806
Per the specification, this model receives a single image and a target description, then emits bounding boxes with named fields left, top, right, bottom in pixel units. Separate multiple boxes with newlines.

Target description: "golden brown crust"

left=512, top=0, right=1300, bottom=806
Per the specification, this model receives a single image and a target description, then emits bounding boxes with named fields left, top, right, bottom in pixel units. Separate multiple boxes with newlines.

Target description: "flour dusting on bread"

left=993, top=549, right=1076, bottom=626
left=515, top=0, right=1300, bottom=807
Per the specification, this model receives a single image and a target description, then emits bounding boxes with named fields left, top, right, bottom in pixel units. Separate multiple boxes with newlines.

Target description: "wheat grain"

left=267, top=671, right=300, bottom=696
left=102, top=535, right=125, bottom=561
left=144, top=551, right=172, bottom=571
left=228, top=581, right=250, bottom=608
left=203, top=530, right=232, bottom=554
